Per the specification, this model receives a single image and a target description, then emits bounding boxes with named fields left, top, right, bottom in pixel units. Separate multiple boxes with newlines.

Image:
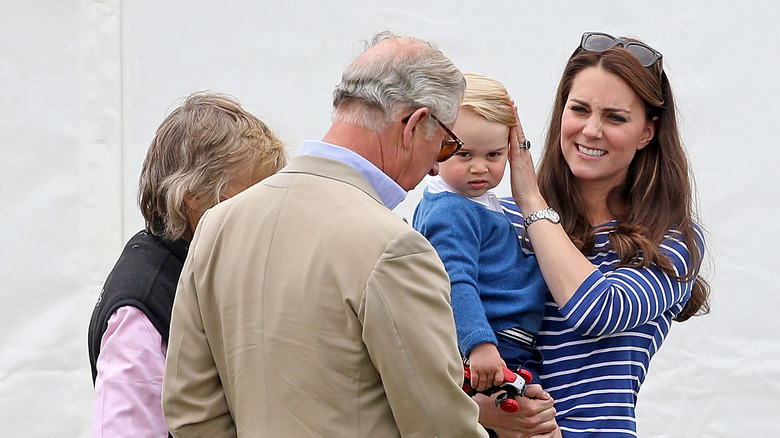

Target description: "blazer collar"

left=280, top=154, right=384, bottom=206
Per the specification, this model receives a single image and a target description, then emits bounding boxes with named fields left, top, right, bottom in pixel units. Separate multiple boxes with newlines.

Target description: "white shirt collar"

left=424, top=175, right=503, bottom=213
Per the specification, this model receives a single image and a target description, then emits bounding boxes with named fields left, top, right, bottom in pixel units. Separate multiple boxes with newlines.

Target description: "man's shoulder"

left=343, top=194, right=414, bottom=241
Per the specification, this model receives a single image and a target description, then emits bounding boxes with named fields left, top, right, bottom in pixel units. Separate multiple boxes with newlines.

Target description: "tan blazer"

left=163, top=155, right=487, bottom=438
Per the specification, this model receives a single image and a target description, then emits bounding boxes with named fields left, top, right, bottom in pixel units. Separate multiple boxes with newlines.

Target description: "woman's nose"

left=582, top=116, right=602, bottom=138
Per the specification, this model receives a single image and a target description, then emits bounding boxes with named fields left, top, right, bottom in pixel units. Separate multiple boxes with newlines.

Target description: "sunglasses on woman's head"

left=580, top=32, right=663, bottom=71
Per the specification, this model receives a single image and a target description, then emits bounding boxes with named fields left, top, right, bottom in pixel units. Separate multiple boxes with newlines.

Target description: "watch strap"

left=524, top=207, right=560, bottom=227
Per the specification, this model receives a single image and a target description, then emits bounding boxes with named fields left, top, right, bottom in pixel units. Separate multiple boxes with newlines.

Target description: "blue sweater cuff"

left=461, top=329, right=498, bottom=357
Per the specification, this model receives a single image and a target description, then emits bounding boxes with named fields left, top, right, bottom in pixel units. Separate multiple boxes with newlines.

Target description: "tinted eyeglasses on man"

left=580, top=32, right=663, bottom=71
left=402, top=113, right=464, bottom=162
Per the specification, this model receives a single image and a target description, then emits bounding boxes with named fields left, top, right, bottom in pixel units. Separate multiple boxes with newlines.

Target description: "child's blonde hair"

left=460, top=72, right=516, bottom=127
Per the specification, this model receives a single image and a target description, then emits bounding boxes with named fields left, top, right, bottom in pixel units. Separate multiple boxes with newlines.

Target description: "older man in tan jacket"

left=162, top=31, right=555, bottom=438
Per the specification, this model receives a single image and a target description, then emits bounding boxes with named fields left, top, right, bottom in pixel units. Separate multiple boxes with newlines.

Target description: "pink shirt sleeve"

left=92, top=306, right=169, bottom=438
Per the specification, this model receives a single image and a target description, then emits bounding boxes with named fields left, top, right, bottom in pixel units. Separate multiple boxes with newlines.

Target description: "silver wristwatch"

left=524, top=207, right=561, bottom=227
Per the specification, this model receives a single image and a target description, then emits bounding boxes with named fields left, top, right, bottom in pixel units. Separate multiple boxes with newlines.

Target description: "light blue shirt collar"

left=298, top=140, right=407, bottom=209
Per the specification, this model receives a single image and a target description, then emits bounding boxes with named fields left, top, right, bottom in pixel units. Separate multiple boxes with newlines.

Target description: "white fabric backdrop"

left=2, top=1, right=777, bottom=436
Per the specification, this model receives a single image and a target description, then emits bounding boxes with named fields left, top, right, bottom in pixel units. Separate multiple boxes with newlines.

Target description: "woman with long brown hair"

left=503, top=32, right=710, bottom=437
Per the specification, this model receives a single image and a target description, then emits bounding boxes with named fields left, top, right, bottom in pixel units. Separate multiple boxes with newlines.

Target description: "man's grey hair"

left=332, top=31, right=465, bottom=135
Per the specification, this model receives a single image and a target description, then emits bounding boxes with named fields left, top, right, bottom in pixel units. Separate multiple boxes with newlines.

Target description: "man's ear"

left=402, top=107, right=430, bottom=149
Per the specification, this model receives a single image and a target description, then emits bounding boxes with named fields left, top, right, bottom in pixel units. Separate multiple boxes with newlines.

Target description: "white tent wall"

left=1, top=1, right=777, bottom=436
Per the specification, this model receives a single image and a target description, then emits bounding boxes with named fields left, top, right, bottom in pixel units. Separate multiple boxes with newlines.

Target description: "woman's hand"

left=508, top=112, right=544, bottom=214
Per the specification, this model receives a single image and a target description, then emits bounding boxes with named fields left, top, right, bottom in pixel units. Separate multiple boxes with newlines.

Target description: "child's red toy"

left=462, top=362, right=533, bottom=413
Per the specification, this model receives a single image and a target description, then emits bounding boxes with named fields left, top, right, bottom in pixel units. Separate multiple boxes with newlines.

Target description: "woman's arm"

left=557, top=231, right=698, bottom=336
left=507, top=130, right=699, bottom=334
left=93, top=306, right=169, bottom=438
left=507, top=127, right=595, bottom=309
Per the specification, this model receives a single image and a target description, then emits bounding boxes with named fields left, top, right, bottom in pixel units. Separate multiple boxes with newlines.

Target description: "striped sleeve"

left=558, top=229, right=701, bottom=336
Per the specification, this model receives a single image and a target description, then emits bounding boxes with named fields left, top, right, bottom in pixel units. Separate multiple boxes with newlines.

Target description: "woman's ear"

left=183, top=192, right=198, bottom=210
left=637, top=116, right=658, bottom=150
left=183, top=192, right=203, bottom=234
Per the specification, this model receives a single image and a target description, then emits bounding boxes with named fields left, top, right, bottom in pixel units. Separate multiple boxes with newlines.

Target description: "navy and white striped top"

left=500, top=198, right=704, bottom=437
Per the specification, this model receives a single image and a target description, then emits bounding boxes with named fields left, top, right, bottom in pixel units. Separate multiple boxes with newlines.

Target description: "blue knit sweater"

left=413, top=190, right=546, bottom=356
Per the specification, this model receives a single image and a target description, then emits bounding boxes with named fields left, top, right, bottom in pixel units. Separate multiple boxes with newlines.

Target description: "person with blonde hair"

left=505, top=32, right=711, bottom=436
left=88, top=91, right=287, bottom=438
left=413, top=72, right=560, bottom=437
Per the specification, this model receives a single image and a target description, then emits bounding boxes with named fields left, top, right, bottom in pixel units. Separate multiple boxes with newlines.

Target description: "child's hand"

left=468, top=343, right=506, bottom=392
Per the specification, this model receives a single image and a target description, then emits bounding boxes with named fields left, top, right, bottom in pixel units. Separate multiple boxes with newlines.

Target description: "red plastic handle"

left=501, top=366, right=517, bottom=383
